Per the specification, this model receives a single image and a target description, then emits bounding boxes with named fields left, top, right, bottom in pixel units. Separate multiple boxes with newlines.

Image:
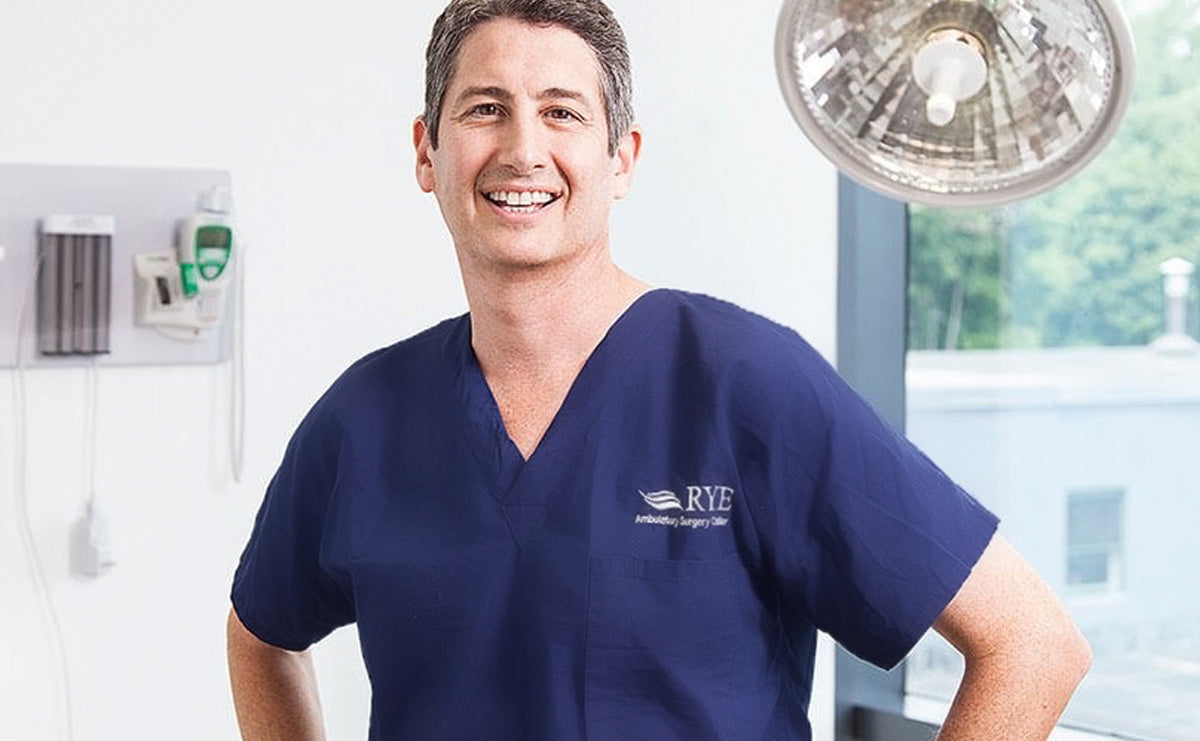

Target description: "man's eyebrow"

left=454, top=86, right=513, bottom=106
left=538, top=87, right=589, bottom=104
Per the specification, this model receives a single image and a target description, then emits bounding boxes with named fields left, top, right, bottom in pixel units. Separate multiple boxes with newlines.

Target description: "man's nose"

left=497, top=113, right=547, bottom=174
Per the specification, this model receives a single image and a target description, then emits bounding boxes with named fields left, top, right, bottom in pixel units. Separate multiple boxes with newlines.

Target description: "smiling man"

left=411, top=11, right=647, bottom=460
left=226, top=2, right=1092, bottom=740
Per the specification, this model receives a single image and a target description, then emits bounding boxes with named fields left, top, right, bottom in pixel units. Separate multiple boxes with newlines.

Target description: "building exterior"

left=902, top=344, right=1200, bottom=739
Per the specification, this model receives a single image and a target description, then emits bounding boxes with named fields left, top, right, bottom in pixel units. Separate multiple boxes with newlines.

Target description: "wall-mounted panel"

left=0, top=163, right=232, bottom=367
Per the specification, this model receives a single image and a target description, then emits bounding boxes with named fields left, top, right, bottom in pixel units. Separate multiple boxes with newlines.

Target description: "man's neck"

left=462, top=253, right=649, bottom=378
left=459, top=249, right=650, bottom=459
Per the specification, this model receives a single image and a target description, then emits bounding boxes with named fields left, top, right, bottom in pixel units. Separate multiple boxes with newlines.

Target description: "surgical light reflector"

left=775, top=0, right=1136, bottom=206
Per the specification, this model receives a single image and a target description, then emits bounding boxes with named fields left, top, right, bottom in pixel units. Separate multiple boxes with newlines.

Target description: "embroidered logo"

left=639, top=489, right=685, bottom=511
left=635, top=486, right=734, bottom=529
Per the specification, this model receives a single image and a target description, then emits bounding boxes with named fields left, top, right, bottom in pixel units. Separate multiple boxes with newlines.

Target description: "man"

left=227, top=1, right=1091, bottom=739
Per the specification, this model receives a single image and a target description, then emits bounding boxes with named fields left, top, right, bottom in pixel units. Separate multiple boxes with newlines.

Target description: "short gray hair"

left=423, top=0, right=634, bottom=155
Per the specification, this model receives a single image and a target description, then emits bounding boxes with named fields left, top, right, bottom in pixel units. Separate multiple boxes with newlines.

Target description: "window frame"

left=833, top=174, right=925, bottom=741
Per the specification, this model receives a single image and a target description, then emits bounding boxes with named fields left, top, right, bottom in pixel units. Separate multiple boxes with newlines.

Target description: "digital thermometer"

left=178, top=187, right=233, bottom=297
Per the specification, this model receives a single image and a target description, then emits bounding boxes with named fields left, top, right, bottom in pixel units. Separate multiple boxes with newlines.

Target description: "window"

left=837, top=2, right=1200, bottom=738
left=1066, top=489, right=1125, bottom=592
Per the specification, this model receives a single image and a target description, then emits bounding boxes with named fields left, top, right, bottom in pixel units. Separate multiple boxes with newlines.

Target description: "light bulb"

left=912, top=31, right=988, bottom=127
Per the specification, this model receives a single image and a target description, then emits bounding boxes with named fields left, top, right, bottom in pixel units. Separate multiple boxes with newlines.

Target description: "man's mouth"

left=483, top=190, right=560, bottom=213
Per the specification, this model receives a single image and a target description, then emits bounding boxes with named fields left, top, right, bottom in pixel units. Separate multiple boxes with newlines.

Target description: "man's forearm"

left=932, top=535, right=1093, bottom=741
left=935, top=634, right=1091, bottom=741
left=227, top=607, right=327, bottom=741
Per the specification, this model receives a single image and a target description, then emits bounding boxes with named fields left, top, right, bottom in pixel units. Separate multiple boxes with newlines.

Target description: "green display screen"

left=197, top=225, right=231, bottom=249
left=195, top=225, right=232, bottom=280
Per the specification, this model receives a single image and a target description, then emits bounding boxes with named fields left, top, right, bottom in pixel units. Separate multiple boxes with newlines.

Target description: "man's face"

left=414, top=18, right=640, bottom=275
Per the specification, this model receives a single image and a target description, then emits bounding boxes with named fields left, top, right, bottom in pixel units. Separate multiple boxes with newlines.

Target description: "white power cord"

left=12, top=251, right=75, bottom=741
left=77, top=354, right=114, bottom=577
left=229, top=241, right=246, bottom=483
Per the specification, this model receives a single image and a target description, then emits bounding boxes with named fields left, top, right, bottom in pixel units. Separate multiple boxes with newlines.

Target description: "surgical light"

left=775, top=0, right=1136, bottom=206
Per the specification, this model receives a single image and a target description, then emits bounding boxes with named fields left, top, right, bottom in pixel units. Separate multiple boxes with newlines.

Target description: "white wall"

left=0, top=1, right=838, bottom=739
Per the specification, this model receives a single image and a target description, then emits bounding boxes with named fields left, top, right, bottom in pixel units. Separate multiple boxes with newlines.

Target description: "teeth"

left=486, top=191, right=556, bottom=207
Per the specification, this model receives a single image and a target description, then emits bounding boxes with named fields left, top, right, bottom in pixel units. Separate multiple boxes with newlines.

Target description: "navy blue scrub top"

left=232, top=289, right=998, bottom=741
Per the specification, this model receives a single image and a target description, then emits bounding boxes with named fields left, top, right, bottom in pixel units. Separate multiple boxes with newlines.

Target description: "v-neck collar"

left=454, top=288, right=673, bottom=544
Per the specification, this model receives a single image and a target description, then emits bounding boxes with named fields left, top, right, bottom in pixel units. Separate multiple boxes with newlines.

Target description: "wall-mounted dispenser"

left=37, top=214, right=114, bottom=356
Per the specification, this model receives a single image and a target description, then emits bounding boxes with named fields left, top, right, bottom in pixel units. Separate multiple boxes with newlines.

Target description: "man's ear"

left=612, top=125, right=642, bottom=200
left=414, top=116, right=436, bottom=193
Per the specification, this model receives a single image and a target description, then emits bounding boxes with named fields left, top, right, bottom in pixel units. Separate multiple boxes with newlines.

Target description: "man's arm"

left=933, top=533, right=1092, bottom=741
left=227, top=607, right=327, bottom=741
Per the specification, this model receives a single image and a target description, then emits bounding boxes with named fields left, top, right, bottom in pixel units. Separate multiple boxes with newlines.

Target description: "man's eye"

left=547, top=108, right=579, bottom=122
left=471, top=103, right=501, bottom=117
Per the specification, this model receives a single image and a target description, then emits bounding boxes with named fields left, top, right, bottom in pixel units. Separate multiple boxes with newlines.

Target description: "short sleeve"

left=230, top=400, right=356, bottom=651
left=742, top=337, right=998, bottom=670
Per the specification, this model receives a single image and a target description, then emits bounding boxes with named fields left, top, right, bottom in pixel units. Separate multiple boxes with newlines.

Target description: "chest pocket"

left=584, top=554, right=743, bottom=741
